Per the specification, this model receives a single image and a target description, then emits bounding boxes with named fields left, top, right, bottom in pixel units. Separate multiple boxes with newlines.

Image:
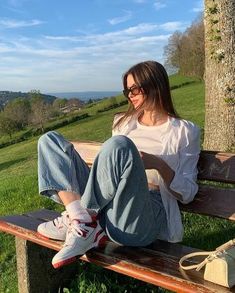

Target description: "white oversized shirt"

left=112, top=115, right=200, bottom=242
left=127, top=118, right=170, bottom=186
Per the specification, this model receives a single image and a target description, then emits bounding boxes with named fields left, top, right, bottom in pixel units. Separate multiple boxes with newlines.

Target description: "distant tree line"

left=164, top=15, right=205, bottom=79
left=0, top=90, right=84, bottom=138
left=97, top=96, right=128, bottom=113
left=0, top=90, right=56, bottom=109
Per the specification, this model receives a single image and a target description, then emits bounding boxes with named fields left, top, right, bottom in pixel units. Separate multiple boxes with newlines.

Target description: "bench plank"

left=180, top=185, right=235, bottom=220
left=198, top=151, right=235, bottom=183
left=73, top=142, right=235, bottom=184
left=72, top=141, right=101, bottom=166
left=0, top=209, right=234, bottom=293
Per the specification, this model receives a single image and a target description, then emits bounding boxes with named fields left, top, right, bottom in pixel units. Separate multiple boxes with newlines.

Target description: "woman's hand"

left=139, top=151, right=183, bottom=201
left=139, top=151, right=159, bottom=170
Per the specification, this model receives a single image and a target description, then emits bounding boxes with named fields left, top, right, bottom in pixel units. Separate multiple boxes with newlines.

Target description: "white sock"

left=66, top=200, right=92, bottom=222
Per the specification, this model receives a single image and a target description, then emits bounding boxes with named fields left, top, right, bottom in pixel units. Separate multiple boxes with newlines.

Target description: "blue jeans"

left=38, top=131, right=167, bottom=246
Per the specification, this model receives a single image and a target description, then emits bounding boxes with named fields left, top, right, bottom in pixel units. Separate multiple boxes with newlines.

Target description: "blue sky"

left=0, top=0, right=203, bottom=93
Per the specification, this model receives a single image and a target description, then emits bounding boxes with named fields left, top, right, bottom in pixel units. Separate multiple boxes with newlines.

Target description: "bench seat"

left=0, top=142, right=235, bottom=293
left=0, top=209, right=234, bottom=293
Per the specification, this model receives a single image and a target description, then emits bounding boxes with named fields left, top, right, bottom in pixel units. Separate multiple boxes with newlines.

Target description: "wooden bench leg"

left=15, top=238, right=78, bottom=293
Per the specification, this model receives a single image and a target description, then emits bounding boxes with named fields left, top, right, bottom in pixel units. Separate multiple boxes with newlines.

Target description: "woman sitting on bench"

left=37, top=60, right=200, bottom=269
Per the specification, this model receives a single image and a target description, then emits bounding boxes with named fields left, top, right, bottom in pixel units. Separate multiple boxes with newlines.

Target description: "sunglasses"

left=123, top=85, right=142, bottom=98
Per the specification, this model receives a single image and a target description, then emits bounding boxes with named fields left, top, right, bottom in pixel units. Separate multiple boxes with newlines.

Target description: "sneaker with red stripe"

left=37, top=211, right=70, bottom=241
left=52, top=219, right=108, bottom=269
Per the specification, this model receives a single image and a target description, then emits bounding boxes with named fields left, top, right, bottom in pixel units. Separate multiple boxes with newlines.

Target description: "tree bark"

left=204, top=0, right=235, bottom=151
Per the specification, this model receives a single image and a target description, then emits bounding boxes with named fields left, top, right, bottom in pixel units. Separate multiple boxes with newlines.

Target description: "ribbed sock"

left=66, top=200, right=92, bottom=222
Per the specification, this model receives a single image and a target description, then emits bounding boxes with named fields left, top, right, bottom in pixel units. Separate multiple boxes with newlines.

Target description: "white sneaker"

left=37, top=211, right=70, bottom=241
left=52, top=219, right=108, bottom=268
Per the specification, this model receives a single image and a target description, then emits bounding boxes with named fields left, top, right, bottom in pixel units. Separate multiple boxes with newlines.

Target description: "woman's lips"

left=131, top=100, right=138, bottom=105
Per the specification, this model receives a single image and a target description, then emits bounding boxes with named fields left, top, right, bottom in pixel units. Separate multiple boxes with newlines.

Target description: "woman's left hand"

left=139, top=151, right=159, bottom=169
left=140, top=151, right=183, bottom=201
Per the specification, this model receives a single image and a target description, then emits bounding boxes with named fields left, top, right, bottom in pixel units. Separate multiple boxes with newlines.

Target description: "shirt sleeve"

left=169, top=124, right=200, bottom=204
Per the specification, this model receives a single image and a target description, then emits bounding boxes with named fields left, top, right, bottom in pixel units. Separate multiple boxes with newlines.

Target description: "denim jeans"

left=38, top=131, right=167, bottom=246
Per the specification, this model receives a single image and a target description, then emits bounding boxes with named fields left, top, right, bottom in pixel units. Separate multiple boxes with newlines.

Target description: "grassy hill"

left=0, top=74, right=201, bottom=149
left=2, top=75, right=232, bottom=293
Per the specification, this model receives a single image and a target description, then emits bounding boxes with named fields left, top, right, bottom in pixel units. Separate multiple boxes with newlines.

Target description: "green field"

left=0, top=76, right=234, bottom=293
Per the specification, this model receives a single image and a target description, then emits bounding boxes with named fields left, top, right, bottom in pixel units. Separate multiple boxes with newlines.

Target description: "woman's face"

left=126, top=74, right=145, bottom=109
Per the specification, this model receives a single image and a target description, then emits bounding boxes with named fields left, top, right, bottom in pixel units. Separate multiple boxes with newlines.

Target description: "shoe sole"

left=52, top=230, right=108, bottom=269
left=37, top=231, right=66, bottom=241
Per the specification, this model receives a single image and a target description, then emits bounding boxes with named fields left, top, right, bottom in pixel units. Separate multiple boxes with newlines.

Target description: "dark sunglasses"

left=123, top=85, right=142, bottom=98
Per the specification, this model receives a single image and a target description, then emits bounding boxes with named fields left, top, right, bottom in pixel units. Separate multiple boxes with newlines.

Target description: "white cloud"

left=43, top=22, right=183, bottom=45
left=108, top=11, right=132, bottom=25
left=44, top=36, right=83, bottom=42
left=122, top=23, right=158, bottom=34
left=160, top=21, right=188, bottom=31
left=0, top=18, right=44, bottom=28
left=192, top=0, right=204, bottom=12
left=0, top=20, right=187, bottom=92
left=44, top=23, right=158, bottom=45
left=153, top=1, right=166, bottom=10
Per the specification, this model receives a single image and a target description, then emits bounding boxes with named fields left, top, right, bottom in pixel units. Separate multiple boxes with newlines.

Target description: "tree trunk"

left=204, top=0, right=235, bottom=151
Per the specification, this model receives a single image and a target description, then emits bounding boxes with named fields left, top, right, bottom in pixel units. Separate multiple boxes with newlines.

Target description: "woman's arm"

left=168, top=126, right=200, bottom=204
left=140, top=124, right=201, bottom=203
left=139, top=151, right=183, bottom=201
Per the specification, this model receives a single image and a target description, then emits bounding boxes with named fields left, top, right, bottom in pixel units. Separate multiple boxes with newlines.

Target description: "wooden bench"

left=0, top=141, right=235, bottom=293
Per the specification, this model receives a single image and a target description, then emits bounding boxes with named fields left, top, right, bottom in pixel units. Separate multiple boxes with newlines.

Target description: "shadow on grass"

left=0, top=158, right=27, bottom=172
left=183, top=219, right=235, bottom=251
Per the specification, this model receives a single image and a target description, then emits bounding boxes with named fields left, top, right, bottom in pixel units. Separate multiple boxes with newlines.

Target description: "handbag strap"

left=216, top=239, right=235, bottom=251
left=179, top=251, right=214, bottom=271
left=179, top=238, right=235, bottom=272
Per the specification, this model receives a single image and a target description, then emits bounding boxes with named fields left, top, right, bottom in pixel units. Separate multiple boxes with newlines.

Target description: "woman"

left=37, top=61, right=200, bottom=269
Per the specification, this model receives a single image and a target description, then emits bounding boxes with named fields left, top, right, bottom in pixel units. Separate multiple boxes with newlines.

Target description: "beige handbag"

left=179, top=239, right=235, bottom=288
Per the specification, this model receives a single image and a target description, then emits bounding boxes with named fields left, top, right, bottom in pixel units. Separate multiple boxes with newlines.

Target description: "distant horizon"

left=48, top=90, right=121, bottom=94
left=46, top=90, right=122, bottom=100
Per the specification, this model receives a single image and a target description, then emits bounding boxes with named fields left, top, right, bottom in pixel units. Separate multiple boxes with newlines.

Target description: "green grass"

left=169, top=73, right=199, bottom=88
left=1, top=75, right=233, bottom=293
left=172, top=82, right=204, bottom=126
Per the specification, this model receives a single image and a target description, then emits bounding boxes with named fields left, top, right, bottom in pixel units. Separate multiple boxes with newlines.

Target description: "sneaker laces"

left=53, top=211, right=70, bottom=228
left=63, top=221, right=92, bottom=247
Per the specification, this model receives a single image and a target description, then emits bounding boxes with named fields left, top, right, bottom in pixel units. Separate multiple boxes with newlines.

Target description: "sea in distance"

left=48, top=91, right=121, bottom=101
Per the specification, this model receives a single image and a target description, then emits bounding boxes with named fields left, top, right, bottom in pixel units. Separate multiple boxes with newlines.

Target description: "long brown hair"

left=114, top=60, right=179, bottom=129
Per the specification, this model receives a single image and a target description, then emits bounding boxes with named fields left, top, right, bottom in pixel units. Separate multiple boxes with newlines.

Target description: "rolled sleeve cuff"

left=170, top=174, right=198, bottom=204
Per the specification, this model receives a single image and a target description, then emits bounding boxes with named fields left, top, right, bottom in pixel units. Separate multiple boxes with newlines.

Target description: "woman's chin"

left=132, top=103, right=140, bottom=109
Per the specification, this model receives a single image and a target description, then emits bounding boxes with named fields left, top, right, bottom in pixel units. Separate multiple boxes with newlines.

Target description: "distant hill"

left=0, top=91, right=57, bottom=108
left=48, top=91, right=121, bottom=101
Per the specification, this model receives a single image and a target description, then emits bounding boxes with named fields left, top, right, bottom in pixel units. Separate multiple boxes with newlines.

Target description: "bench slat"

left=73, top=141, right=235, bottom=183
left=198, top=151, right=235, bottom=183
left=180, top=185, right=235, bottom=220
left=72, top=141, right=101, bottom=166
left=0, top=209, right=234, bottom=293
left=26, top=209, right=61, bottom=221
